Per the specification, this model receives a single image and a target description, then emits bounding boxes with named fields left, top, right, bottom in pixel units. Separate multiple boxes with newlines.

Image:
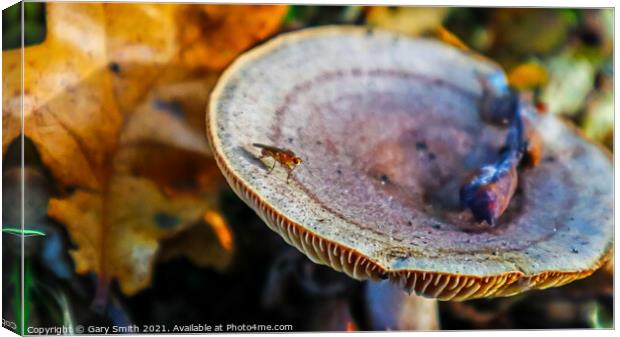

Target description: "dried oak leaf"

left=3, top=3, right=233, bottom=295
left=159, top=210, right=234, bottom=269
left=103, top=4, right=285, bottom=112
left=179, top=4, right=289, bottom=70
left=143, top=76, right=220, bottom=147
left=104, top=3, right=221, bottom=146
left=120, top=78, right=217, bottom=156
left=2, top=3, right=121, bottom=190
left=48, top=130, right=229, bottom=295
left=103, top=3, right=188, bottom=113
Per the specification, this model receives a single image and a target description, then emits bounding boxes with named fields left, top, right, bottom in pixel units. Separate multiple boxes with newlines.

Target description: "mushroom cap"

left=207, top=26, right=613, bottom=300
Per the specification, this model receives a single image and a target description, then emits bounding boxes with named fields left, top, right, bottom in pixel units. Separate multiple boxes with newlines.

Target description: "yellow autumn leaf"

left=103, top=3, right=181, bottom=113
left=44, top=77, right=232, bottom=295
left=103, top=4, right=286, bottom=112
left=3, top=3, right=246, bottom=296
left=508, top=62, right=549, bottom=90
left=144, top=75, right=220, bottom=146
left=179, top=4, right=289, bottom=70
left=2, top=3, right=121, bottom=190
left=48, top=142, right=229, bottom=295
left=120, top=79, right=216, bottom=156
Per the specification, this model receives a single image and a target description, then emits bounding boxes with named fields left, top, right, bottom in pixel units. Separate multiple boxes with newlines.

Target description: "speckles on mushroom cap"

left=207, top=26, right=613, bottom=300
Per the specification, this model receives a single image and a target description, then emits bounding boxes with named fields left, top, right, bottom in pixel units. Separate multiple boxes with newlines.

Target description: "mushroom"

left=364, top=280, right=439, bottom=330
left=206, top=26, right=613, bottom=302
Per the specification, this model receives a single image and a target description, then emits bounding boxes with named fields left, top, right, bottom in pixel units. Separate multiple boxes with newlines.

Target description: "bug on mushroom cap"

left=253, top=143, right=304, bottom=183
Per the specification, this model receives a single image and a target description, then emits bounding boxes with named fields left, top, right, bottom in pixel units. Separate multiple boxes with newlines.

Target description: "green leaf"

left=2, top=228, right=46, bottom=237
left=588, top=301, right=613, bottom=329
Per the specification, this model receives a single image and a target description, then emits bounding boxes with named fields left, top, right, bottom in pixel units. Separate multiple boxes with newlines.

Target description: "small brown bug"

left=253, top=143, right=303, bottom=183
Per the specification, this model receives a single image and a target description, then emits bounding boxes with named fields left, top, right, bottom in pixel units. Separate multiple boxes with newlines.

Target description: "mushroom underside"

left=208, top=27, right=613, bottom=300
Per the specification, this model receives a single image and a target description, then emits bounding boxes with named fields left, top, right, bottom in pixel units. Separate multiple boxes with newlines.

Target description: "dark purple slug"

left=460, top=72, right=539, bottom=227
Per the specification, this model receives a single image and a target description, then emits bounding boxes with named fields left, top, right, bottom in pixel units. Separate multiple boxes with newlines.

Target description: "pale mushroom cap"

left=207, top=26, right=613, bottom=300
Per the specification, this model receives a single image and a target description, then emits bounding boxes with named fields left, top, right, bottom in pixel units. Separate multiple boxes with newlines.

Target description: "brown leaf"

left=3, top=3, right=238, bottom=296
left=120, top=78, right=217, bottom=156
left=103, top=3, right=188, bottom=113
left=45, top=80, right=230, bottom=294
left=2, top=3, right=122, bottom=190
left=159, top=210, right=234, bottom=269
left=179, top=5, right=288, bottom=70
left=103, top=4, right=285, bottom=112
left=48, top=143, right=229, bottom=295
left=140, top=75, right=220, bottom=148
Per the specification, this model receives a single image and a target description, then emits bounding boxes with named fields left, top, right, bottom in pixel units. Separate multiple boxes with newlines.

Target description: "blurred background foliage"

left=8, top=5, right=609, bottom=147
left=2, top=3, right=613, bottom=333
left=2, top=2, right=46, bottom=49
left=3, top=5, right=613, bottom=148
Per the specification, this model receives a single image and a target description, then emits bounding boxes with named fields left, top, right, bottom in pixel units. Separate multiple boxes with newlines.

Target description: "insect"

left=253, top=143, right=303, bottom=183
